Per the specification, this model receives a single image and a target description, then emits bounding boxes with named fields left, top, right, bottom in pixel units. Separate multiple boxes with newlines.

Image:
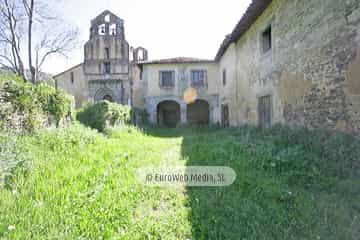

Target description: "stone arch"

left=94, top=87, right=115, bottom=102
left=157, top=100, right=181, bottom=128
left=187, top=99, right=210, bottom=126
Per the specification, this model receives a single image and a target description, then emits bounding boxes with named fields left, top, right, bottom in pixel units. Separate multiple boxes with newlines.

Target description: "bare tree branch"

left=0, top=0, right=79, bottom=83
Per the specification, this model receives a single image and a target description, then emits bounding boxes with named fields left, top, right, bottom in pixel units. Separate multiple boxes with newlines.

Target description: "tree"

left=0, top=0, right=79, bottom=83
left=0, top=0, right=26, bottom=80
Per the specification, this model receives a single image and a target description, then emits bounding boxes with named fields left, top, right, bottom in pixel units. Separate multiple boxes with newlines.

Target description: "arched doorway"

left=94, top=87, right=115, bottom=103
left=187, top=99, right=209, bottom=126
left=157, top=100, right=180, bottom=128
left=103, top=94, right=113, bottom=102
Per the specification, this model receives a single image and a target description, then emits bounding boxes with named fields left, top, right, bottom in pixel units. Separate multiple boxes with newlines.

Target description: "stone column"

left=180, top=102, right=187, bottom=124
left=146, top=98, right=157, bottom=124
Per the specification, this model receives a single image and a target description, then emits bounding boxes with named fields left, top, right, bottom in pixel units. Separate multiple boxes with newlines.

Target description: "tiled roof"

left=137, top=57, right=214, bottom=65
left=215, top=0, right=273, bottom=61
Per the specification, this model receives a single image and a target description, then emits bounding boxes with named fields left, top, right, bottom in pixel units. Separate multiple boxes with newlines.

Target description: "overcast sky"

left=44, top=0, right=251, bottom=74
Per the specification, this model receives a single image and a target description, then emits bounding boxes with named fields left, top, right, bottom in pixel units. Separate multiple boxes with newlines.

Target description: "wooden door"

left=258, top=96, right=272, bottom=129
left=221, top=104, right=229, bottom=127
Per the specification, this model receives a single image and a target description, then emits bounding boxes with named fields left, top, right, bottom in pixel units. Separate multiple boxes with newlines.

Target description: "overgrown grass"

left=0, top=124, right=359, bottom=239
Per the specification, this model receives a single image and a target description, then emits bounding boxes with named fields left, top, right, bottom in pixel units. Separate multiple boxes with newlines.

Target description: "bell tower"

left=84, top=10, right=129, bottom=76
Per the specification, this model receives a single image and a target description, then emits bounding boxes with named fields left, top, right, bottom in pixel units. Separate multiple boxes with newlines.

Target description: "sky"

left=44, top=0, right=252, bottom=74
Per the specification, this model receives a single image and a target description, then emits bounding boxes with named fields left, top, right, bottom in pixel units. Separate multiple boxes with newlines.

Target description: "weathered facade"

left=54, top=10, right=147, bottom=108
left=133, top=58, right=220, bottom=126
left=215, top=0, right=360, bottom=134
left=55, top=1, right=360, bottom=132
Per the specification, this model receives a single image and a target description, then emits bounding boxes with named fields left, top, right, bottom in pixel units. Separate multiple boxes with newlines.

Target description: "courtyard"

left=1, top=125, right=359, bottom=239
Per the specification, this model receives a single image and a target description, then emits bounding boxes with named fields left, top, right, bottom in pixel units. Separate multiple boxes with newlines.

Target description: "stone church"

left=54, top=10, right=148, bottom=108
left=55, top=0, right=360, bottom=134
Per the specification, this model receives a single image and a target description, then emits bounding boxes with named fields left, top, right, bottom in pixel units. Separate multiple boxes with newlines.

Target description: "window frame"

left=70, top=72, right=74, bottom=84
left=105, top=47, right=110, bottom=59
left=159, top=70, right=175, bottom=88
left=104, top=62, right=111, bottom=74
left=261, top=25, right=272, bottom=54
left=222, top=69, right=226, bottom=86
left=190, top=69, right=207, bottom=88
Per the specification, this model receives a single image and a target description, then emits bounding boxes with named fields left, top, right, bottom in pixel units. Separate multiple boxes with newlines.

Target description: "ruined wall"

left=222, top=0, right=360, bottom=134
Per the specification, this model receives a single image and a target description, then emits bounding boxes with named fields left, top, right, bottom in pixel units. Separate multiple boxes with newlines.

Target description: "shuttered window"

left=159, top=71, right=175, bottom=87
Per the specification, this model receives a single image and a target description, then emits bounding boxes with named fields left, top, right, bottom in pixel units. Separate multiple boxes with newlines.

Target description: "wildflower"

left=8, top=225, right=15, bottom=231
left=34, top=201, right=43, bottom=207
left=12, top=189, right=17, bottom=195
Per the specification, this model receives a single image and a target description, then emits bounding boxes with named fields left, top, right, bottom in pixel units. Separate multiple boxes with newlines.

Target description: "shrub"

left=76, top=101, right=131, bottom=132
left=0, top=74, right=74, bottom=131
left=131, top=107, right=149, bottom=126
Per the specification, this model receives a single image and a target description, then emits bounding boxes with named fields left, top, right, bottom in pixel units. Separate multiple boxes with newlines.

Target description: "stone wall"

left=220, top=0, right=360, bottom=134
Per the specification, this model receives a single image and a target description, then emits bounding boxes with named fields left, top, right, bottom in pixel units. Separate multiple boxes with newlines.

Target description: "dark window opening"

left=70, top=72, right=74, bottom=84
left=262, top=25, right=272, bottom=53
left=104, top=62, right=111, bottom=74
left=105, top=47, right=110, bottom=59
left=159, top=71, right=175, bottom=87
left=222, top=69, right=226, bottom=86
left=191, top=70, right=206, bottom=87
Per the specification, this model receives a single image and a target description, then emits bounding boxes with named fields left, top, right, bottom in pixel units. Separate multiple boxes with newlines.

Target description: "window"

left=110, top=24, right=117, bottom=35
left=258, top=95, right=272, bottom=128
left=262, top=25, right=272, bottom=53
left=105, top=47, right=110, bottom=59
left=191, top=70, right=206, bottom=87
left=104, top=62, right=111, bottom=74
left=222, top=69, right=226, bottom=86
left=159, top=71, right=175, bottom=87
left=70, top=72, right=74, bottom=84
left=104, top=14, right=110, bottom=23
left=98, top=24, right=106, bottom=35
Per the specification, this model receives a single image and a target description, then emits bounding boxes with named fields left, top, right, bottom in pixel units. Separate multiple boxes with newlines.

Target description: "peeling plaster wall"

left=218, top=43, right=238, bottom=126
left=220, top=0, right=360, bottom=134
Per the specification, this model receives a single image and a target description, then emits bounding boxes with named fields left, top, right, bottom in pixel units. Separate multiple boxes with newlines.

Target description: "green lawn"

left=0, top=125, right=359, bottom=239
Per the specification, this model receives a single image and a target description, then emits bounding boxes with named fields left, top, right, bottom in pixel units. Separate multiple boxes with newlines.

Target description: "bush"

left=76, top=101, right=131, bottom=132
left=0, top=74, right=74, bottom=131
left=131, top=107, right=149, bottom=126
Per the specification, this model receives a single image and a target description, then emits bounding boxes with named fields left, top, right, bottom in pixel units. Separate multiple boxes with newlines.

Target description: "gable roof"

left=53, top=63, right=83, bottom=79
left=215, top=0, right=273, bottom=61
left=137, top=57, right=214, bottom=65
left=91, top=10, right=123, bottom=25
